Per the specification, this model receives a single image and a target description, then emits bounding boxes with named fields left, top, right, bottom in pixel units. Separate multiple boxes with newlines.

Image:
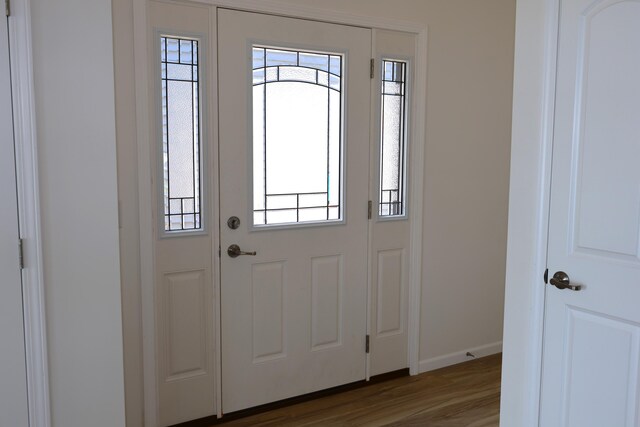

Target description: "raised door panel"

left=561, top=308, right=640, bottom=426
left=252, top=261, right=286, bottom=361
left=376, top=249, right=404, bottom=336
left=163, top=270, right=207, bottom=380
left=311, top=255, right=343, bottom=350
left=571, top=0, right=640, bottom=262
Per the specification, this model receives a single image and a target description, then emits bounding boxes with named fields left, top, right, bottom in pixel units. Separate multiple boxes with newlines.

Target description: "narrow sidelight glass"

left=379, top=59, right=407, bottom=217
left=160, top=36, right=202, bottom=231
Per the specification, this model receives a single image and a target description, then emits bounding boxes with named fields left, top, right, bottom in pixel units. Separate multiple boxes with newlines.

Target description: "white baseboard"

left=418, top=341, right=503, bottom=373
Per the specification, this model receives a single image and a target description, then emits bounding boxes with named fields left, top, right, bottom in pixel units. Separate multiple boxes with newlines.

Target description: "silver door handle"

left=227, top=244, right=257, bottom=258
left=549, top=271, right=581, bottom=291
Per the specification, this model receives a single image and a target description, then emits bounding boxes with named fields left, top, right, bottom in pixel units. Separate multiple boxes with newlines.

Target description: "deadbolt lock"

left=227, top=216, right=241, bottom=230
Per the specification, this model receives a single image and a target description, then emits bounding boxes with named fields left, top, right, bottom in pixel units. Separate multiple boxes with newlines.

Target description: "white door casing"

left=540, top=0, right=640, bottom=425
left=136, top=2, right=426, bottom=425
left=0, top=13, right=29, bottom=427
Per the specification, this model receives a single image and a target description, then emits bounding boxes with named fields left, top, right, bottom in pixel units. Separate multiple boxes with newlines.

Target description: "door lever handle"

left=549, top=271, right=581, bottom=291
left=227, top=244, right=257, bottom=258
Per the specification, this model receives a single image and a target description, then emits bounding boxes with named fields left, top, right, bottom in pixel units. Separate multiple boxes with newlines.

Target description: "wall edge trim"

left=418, top=341, right=503, bottom=373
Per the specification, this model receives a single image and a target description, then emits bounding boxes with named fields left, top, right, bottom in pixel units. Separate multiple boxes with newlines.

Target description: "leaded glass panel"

left=379, top=60, right=407, bottom=217
left=161, top=36, right=202, bottom=231
left=252, top=46, right=343, bottom=226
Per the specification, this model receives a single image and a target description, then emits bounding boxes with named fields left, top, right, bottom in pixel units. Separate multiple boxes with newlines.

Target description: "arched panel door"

left=541, top=1, right=640, bottom=425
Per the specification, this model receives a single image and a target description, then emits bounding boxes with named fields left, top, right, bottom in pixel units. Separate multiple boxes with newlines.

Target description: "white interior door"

left=540, top=1, right=640, bottom=425
left=0, top=14, right=29, bottom=427
left=218, top=9, right=371, bottom=413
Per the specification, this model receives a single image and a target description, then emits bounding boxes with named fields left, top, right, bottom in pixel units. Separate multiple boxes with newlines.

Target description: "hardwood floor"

left=217, top=354, right=501, bottom=427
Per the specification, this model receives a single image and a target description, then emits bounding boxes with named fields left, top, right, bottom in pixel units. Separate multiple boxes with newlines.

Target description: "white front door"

left=540, top=1, right=640, bottom=425
left=0, top=14, right=29, bottom=427
left=218, top=9, right=371, bottom=413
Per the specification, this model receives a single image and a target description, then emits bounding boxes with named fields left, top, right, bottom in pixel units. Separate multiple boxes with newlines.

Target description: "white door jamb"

left=501, top=0, right=560, bottom=425
left=7, top=0, right=51, bottom=425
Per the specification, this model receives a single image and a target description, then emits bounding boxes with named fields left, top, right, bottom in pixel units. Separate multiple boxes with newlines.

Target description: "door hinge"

left=18, top=238, right=24, bottom=269
left=117, top=200, right=123, bottom=230
left=5, top=0, right=9, bottom=17
left=365, top=335, right=370, bottom=353
left=367, top=200, right=372, bottom=219
left=218, top=246, right=221, bottom=258
left=370, top=58, right=374, bottom=79
left=544, top=268, right=548, bottom=284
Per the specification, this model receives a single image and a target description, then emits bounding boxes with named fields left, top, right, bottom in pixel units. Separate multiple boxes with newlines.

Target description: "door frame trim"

left=133, top=1, right=426, bottom=424
left=501, top=0, right=560, bottom=425
left=7, top=0, right=52, bottom=425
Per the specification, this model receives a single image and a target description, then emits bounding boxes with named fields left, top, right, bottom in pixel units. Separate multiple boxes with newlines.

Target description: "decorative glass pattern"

left=161, top=36, right=202, bottom=231
left=379, top=60, right=407, bottom=217
left=252, top=47, right=343, bottom=226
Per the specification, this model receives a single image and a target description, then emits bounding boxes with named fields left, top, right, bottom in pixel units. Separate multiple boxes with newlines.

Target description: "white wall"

left=275, top=0, right=515, bottom=365
left=31, top=0, right=126, bottom=425
left=112, top=0, right=515, bottom=422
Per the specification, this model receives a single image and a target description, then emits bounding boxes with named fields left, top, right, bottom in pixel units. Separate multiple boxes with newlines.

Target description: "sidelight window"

left=379, top=59, right=407, bottom=217
left=160, top=36, right=202, bottom=232
left=252, top=46, right=343, bottom=226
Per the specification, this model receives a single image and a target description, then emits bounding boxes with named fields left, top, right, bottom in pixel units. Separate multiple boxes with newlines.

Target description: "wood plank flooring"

left=217, top=354, right=501, bottom=426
